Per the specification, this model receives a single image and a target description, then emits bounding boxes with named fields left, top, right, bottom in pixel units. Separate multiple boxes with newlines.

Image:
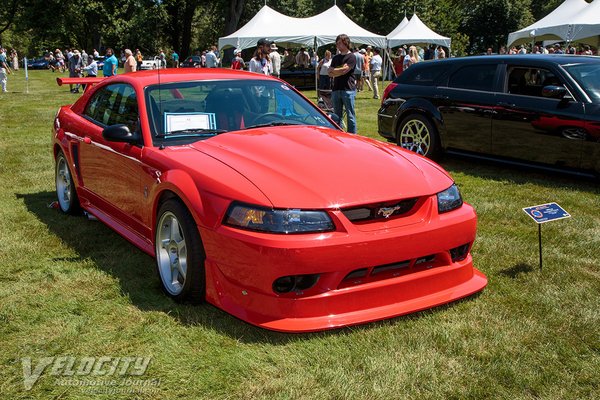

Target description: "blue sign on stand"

left=523, top=202, right=571, bottom=224
left=522, top=202, right=571, bottom=270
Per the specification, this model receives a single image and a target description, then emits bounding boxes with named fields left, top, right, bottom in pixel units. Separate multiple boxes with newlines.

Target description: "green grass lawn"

left=0, top=70, right=598, bottom=400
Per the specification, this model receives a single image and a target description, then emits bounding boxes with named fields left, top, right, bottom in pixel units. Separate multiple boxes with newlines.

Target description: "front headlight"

left=224, top=203, right=335, bottom=234
left=437, top=184, right=463, bottom=213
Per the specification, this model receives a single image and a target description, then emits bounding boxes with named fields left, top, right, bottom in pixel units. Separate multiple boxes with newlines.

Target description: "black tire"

left=397, top=114, right=441, bottom=159
left=55, top=151, right=81, bottom=214
left=155, top=199, right=206, bottom=303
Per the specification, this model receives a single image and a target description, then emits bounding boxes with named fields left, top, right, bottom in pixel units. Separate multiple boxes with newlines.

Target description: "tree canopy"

left=0, top=0, right=576, bottom=57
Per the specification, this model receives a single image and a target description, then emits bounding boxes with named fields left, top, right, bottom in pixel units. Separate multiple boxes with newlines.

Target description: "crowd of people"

left=2, top=37, right=598, bottom=136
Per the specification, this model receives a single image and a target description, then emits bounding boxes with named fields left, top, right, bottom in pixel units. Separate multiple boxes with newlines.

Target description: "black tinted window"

left=448, top=64, right=496, bottom=91
left=563, top=63, right=600, bottom=102
left=398, top=62, right=451, bottom=86
left=85, top=84, right=139, bottom=131
left=506, top=66, right=563, bottom=97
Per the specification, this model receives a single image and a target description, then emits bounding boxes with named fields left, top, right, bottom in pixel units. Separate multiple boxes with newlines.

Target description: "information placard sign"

left=522, top=202, right=571, bottom=224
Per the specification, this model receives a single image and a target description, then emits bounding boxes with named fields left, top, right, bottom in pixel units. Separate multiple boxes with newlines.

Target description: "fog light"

left=450, top=244, right=470, bottom=262
left=273, top=274, right=319, bottom=294
left=273, top=276, right=296, bottom=293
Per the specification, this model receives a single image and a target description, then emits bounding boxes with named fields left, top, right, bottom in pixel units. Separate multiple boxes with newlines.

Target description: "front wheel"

left=397, top=114, right=440, bottom=159
left=155, top=199, right=206, bottom=303
left=55, top=151, right=80, bottom=214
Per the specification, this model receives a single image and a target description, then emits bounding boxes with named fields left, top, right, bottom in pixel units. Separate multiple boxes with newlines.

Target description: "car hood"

left=192, top=126, right=453, bottom=208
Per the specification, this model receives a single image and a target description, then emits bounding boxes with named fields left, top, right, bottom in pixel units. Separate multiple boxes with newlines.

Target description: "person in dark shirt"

left=328, top=34, right=357, bottom=133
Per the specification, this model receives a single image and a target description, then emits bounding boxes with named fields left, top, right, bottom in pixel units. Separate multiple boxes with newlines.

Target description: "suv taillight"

left=382, top=82, right=398, bottom=104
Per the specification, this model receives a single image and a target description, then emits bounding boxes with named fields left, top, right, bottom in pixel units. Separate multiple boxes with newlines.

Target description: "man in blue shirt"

left=102, top=48, right=118, bottom=77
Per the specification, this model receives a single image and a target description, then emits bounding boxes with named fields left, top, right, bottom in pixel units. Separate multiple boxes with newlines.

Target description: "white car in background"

left=139, top=57, right=166, bottom=70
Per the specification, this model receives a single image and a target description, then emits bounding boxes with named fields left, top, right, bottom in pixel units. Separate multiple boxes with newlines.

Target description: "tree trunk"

left=223, top=0, right=244, bottom=36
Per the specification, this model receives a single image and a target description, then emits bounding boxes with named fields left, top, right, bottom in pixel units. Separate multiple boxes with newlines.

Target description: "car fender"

left=395, top=98, right=447, bottom=148
left=151, top=169, right=206, bottom=232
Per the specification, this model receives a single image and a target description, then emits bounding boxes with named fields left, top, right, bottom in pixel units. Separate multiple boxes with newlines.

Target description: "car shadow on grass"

left=19, top=190, right=483, bottom=343
left=439, top=155, right=599, bottom=192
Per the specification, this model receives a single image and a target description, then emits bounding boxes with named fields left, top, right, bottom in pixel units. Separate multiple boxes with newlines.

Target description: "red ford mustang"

left=52, top=69, right=487, bottom=332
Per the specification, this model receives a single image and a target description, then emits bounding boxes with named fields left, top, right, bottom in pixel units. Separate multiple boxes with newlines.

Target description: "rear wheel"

left=55, top=151, right=80, bottom=214
left=397, top=114, right=440, bottom=159
left=155, top=199, right=206, bottom=303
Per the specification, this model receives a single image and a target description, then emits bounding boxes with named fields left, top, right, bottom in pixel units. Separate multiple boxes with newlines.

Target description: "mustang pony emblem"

left=377, top=205, right=401, bottom=218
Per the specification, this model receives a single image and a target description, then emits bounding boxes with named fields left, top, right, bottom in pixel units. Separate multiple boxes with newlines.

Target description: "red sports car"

left=52, top=69, right=487, bottom=332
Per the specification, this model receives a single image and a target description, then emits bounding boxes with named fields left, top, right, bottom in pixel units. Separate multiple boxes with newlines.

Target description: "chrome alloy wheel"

left=156, top=211, right=188, bottom=296
left=400, top=119, right=431, bottom=156
left=56, top=155, right=73, bottom=211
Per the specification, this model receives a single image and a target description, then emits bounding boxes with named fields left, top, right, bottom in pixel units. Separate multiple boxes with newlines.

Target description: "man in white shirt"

left=205, top=46, right=220, bottom=68
left=370, top=48, right=383, bottom=99
left=269, top=43, right=281, bottom=78
left=248, top=38, right=272, bottom=76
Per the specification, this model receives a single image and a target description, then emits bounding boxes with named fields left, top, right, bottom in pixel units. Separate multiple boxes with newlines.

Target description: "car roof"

left=436, top=54, right=600, bottom=66
left=101, top=68, right=274, bottom=86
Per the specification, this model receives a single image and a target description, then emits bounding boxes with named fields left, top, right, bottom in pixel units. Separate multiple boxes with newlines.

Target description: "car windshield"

left=562, top=63, right=600, bottom=102
left=145, top=79, right=336, bottom=145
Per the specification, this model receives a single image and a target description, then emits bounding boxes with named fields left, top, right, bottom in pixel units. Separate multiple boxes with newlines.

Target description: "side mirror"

left=542, top=85, right=567, bottom=99
left=102, top=124, right=140, bottom=144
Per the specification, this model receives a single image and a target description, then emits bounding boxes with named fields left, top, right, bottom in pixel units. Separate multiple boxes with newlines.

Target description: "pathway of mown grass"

left=0, top=70, right=598, bottom=400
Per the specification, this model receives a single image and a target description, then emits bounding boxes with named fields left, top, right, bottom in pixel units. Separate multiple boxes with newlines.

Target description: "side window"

left=448, top=64, right=497, bottom=91
left=84, top=84, right=139, bottom=132
left=506, top=66, right=563, bottom=97
left=399, top=63, right=451, bottom=86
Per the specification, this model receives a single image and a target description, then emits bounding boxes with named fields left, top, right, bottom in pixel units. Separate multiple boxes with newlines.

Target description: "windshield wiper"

left=243, top=121, right=303, bottom=130
left=155, top=128, right=227, bottom=138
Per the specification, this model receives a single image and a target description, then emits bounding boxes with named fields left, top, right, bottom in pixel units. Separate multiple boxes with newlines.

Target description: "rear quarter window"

left=448, top=64, right=497, bottom=91
left=397, top=62, right=452, bottom=86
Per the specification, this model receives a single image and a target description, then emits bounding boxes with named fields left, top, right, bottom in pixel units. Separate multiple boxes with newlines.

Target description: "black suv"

left=181, top=56, right=202, bottom=68
left=377, top=55, right=600, bottom=176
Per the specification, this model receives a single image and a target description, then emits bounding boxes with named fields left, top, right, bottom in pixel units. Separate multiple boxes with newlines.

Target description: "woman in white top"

left=317, top=50, right=332, bottom=90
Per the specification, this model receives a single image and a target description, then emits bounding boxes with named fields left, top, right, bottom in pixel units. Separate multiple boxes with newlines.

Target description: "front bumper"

left=201, top=199, right=487, bottom=332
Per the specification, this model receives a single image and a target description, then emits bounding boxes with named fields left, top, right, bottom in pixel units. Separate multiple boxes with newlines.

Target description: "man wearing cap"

left=249, top=38, right=272, bottom=75
left=269, top=43, right=281, bottom=78
left=231, top=49, right=245, bottom=70
left=68, top=50, right=83, bottom=93
left=328, top=34, right=358, bottom=134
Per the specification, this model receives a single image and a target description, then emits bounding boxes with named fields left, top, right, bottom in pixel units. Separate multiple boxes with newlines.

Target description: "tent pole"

left=314, top=37, right=318, bottom=100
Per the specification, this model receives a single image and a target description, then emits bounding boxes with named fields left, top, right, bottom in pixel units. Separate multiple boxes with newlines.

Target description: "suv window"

left=85, top=84, right=139, bottom=132
left=448, top=64, right=496, bottom=91
left=398, top=63, right=451, bottom=86
left=506, top=66, right=564, bottom=97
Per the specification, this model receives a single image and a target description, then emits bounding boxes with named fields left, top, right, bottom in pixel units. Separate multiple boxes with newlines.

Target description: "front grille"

left=337, top=243, right=471, bottom=289
left=342, top=198, right=419, bottom=222
left=338, top=255, right=436, bottom=289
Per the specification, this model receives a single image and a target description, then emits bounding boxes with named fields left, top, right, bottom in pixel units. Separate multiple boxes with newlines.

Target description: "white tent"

left=386, top=14, right=451, bottom=49
left=302, top=6, right=386, bottom=48
left=218, top=5, right=386, bottom=51
left=387, top=16, right=410, bottom=39
left=218, top=6, right=313, bottom=51
left=569, top=0, right=600, bottom=46
left=507, top=0, right=590, bottom=47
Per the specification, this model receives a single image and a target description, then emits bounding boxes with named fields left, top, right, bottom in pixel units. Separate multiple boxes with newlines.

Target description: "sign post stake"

left=538, top=224, right=542, bottom=270
left=522, top=202, right=571, bottom=271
